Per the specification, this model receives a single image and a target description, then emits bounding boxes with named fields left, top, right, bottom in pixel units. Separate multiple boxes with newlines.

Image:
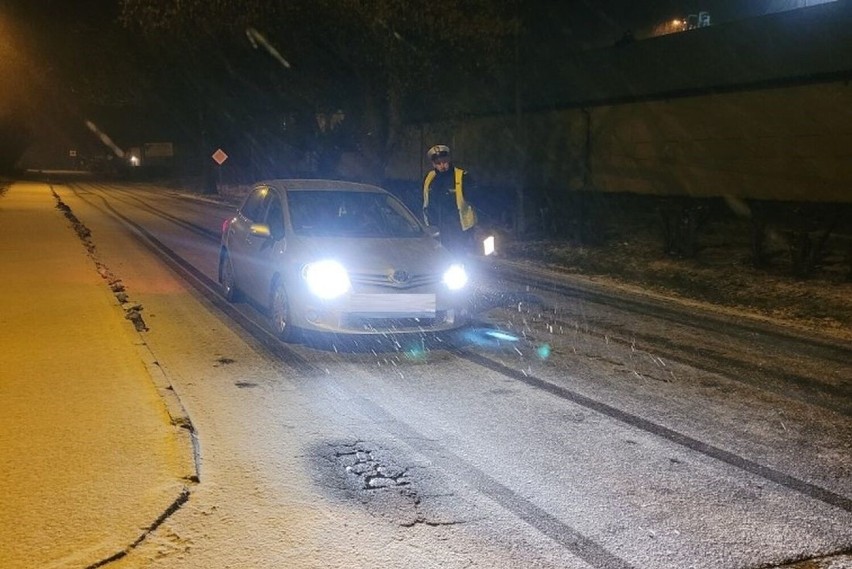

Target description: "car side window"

left=264, top=194, right=285, bottom=239
left=240, top=187, right=270, bottom=222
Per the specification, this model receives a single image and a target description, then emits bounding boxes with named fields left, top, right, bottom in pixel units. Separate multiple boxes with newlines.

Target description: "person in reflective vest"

left=422, top=144, right=477, bottom=254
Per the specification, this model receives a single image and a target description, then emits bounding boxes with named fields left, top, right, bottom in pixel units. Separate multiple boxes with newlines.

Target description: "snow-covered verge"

left=501, top=218, right=851, bottom=344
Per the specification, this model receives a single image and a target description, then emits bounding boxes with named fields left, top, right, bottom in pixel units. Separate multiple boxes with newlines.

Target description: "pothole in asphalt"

left=309, top=439, right=470, bottom=528
left=338, top=443, right=413, bottom=490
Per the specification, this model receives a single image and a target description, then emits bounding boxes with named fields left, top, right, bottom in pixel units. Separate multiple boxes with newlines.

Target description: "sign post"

left=211, top=148, right=228, bottom=193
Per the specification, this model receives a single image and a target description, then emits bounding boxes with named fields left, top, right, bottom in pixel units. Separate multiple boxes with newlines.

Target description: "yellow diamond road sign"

left=212, top=148, right=228, bottom=165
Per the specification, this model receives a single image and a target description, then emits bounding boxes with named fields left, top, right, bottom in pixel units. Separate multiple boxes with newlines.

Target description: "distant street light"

left=0, top=8, right=40, bottom=106
left=650, top=17, right=688, bottom=37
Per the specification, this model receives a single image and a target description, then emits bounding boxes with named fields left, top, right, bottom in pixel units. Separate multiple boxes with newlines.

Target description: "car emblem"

left=388, top=269, right=410, bottom=284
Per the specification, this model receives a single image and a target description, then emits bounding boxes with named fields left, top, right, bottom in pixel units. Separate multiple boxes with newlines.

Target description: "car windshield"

left=287, top=190, right=424, bottom=238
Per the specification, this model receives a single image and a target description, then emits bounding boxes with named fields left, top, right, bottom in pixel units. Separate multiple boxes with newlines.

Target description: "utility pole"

left=513, top=0, right=527, bottom=237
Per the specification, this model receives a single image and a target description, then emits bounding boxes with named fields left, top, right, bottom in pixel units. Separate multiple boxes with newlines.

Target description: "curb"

left=136, top=339, right=201, bottom=483
left=49, top=185, right=201, bottom=568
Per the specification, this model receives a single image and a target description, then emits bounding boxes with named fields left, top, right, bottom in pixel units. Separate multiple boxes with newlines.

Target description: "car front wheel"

left=270, top=279, right=297, bottom=342
left=220, top=250, right=241, bottom=302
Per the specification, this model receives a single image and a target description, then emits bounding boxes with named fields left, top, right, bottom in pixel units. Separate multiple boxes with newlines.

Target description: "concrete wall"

left=390, top=81, right=852, bottom=203
left=588, top=82, right=852, bottom=202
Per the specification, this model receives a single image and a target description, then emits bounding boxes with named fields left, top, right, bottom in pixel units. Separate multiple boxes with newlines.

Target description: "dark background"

left=2, top=1, right=833, bottom=175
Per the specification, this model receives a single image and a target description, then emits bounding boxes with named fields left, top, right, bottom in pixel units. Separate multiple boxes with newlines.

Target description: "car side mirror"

left=249, top=223, right=271, bottom=238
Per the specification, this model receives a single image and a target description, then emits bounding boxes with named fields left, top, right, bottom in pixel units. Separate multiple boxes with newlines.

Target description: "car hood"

left=288, top=235, right=457, bottom=274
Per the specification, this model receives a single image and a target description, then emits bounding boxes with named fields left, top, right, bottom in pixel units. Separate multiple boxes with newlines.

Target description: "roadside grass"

left=503, top=220, right=852, bottom=339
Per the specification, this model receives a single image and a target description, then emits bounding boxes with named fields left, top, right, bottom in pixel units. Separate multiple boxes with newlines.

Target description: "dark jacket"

left=422, top=166, right=477, bottom=231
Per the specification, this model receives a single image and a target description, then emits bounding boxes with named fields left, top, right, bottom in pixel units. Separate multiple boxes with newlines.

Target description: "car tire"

left=219, top=250, right=242, bottom=302
left=270, top=278, right=297, bottom=342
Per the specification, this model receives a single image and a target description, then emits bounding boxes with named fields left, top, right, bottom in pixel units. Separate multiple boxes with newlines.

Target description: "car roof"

left=259, top=179, right=388, bottom=194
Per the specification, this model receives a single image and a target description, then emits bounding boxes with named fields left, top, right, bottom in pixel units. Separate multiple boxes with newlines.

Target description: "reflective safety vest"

left=423, top=167, right=477, bottom=231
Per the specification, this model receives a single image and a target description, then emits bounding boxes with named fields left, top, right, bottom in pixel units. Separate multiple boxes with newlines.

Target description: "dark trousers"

left=439, top=221, right=473, bottom=256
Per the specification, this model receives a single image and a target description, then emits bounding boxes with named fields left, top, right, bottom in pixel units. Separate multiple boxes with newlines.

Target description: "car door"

left=241, top=188, right=287, bottom=303
left=228, top=185, right=271, bottom=301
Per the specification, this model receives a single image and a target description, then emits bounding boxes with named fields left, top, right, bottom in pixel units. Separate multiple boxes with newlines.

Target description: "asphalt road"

left=53, top=180, right=852, bottom=569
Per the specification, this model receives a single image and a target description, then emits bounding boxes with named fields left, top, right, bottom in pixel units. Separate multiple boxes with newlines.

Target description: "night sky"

left=4, top=1, right=812, bottom=41
left=4, top=0, right=119, bottom=24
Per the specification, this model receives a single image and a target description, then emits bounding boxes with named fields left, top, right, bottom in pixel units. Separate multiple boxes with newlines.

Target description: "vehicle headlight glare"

left=443, top=264, right=468, bottom=290
left=304, top=260, right=351, bottom=299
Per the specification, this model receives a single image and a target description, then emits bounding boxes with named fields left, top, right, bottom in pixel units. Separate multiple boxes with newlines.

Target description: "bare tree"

left=119, top=0, right=515, bottom=179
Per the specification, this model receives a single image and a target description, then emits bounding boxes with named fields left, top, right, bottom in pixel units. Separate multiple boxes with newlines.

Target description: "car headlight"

left=303, top=260, right=351, bottom=299
left=442, top=264, right=468, bottom=291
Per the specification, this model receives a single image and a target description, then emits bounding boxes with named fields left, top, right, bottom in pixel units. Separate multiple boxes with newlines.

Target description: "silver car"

left=218, top=179, right=471, bottom=341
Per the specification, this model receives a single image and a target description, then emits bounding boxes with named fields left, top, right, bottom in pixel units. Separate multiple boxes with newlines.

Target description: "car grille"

left=349, top=271, right=441, bottom=289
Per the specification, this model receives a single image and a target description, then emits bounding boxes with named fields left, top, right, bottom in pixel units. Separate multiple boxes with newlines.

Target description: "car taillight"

left=222, top=217, right=232, bottom=234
